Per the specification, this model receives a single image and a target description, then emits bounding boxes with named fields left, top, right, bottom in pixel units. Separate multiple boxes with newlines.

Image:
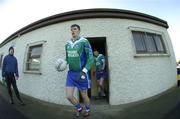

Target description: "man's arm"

left=101, top=59, right=106, bottom=70
left=65, top=44, right=68, bottom=63
left=2, top=57, right=6, bottom=77
left=82, top=40, right=94, bottom=73
left=101, top=55, right=106, bottom=70
left=15, top=58, right=19, bottom=78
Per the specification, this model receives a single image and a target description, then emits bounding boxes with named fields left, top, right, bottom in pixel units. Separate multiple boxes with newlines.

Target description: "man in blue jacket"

left=2, top=46, right=24, bottom=105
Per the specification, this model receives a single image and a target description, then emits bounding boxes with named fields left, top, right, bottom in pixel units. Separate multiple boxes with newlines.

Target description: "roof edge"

left=0, top=8, right=169, bottom=47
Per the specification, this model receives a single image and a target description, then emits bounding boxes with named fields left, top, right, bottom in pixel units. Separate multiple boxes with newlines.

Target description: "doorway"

left=79, top=37, right=109, bottom=105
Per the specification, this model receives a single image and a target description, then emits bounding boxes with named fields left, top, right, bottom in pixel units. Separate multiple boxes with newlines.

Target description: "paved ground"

left=1, top=83, right=180, bottom=119
left=0, top=94, right=28, bottom=119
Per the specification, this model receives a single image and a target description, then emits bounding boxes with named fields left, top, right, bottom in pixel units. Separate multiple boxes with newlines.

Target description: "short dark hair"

left=93, top=48, right=99, bottom=52
left=8, top=46, right=14, bottom=51
left=71, top=24, right=80, bottom=30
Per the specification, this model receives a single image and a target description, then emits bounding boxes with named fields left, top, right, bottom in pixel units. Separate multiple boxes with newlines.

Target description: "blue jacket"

left=2, top=54, right=19, bottom=77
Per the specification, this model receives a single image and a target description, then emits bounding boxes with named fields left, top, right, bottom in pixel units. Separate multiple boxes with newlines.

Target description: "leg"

left=80, top=90, right=90, bottom=106
left=96, top=80, right=101, bottom=96
left=99, top=77, right=105, bottom=96
left=66, top=71, right=83, bottom=116
left=5, top=75, right=14, bottom=104
left=66, top=87, right=79, bottom=105
left=11, top=76, right=23, bottom=102
left=11, top=76, right=25, bottom=105
left=66, top=87, right=82, bottom=117
left=96, top=71, right=105, bottom=97
left=80, top=90, right=90, bottom=117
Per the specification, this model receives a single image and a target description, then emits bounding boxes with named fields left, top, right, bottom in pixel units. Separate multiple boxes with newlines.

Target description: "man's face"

left=71, top=26, right=80, bottom=38
left=94, top=51, right=99, bottom=57
left=9, top=49, right=14, bottom=55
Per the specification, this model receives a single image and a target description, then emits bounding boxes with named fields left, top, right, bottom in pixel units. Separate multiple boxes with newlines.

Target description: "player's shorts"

left=66, top=70, right=91, bottom=90
left=96, top=70, right=106, bottom=80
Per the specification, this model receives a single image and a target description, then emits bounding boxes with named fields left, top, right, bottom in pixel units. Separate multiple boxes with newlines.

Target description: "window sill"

left=23, top=71, right=42, bottom=75
left=134, top=53, right=170, bottom=58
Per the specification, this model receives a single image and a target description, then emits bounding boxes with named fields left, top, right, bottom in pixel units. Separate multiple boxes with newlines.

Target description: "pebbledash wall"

left=0, top=9, right=177, bottom=105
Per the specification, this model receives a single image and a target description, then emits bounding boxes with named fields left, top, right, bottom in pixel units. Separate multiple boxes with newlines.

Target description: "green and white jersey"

left=65, top=37, right=94, bottom=73
left=95, top=54, right=105, bottom=71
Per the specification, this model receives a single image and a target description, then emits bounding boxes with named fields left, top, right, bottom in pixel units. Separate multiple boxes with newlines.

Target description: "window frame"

left=128, top=26, right=170, bottom=57
left=23, top=41, right=46, bottom=74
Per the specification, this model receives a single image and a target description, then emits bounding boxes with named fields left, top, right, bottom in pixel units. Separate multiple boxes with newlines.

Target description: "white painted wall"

left=0, top=18, right=177, bottom=105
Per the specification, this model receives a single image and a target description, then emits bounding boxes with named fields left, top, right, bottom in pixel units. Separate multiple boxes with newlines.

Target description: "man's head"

left=8, top=46, right=14, bottom=55
left=93, top=49, right=99, bottom=57
left=71, top=24, right=80, bottom=38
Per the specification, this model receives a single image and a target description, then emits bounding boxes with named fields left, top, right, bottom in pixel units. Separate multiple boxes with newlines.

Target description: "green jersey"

left=65, top=37, right=94, bottom=72
left=95, top=54, right=105, bottom=71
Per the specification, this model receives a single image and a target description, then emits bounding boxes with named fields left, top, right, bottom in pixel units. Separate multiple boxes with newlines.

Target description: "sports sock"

left=85, top=105, right=90, bottom=112
left=75, top=103, right=82, bottom=111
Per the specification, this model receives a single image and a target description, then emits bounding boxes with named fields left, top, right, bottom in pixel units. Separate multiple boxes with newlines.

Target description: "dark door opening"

left=79, top=37, right=109, bottom=105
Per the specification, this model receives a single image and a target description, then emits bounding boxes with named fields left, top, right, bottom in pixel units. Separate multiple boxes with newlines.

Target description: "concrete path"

left=1, top=83, right=180, bottom=119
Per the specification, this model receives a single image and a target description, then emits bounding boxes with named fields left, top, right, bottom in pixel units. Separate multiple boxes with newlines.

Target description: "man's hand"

left=15, top=76, right=19, bottom=80
left=100, top=69, right=104, bottom=73
left=2, top=76, right=6, bottom=82
left=80, top=71, right=86, bottom=80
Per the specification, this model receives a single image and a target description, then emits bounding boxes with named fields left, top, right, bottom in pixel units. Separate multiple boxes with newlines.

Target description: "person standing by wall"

left=2, top=46, right=24, bottom=105
left=65, top=24, right=94, bottom=117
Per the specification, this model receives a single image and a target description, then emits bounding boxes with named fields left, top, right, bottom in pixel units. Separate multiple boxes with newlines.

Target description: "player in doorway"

left=94, top=49, right=106, bottom=98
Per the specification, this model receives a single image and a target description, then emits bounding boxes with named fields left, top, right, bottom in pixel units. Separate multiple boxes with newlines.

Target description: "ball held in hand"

left=55, top=58, right=67, bottom=72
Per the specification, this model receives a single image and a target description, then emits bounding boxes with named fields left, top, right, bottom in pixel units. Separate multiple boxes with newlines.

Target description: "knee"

left=7, top=86, right=11, bottom=91
left=97, top=82, right=101, bottom=86
left=81, top=93, right=88, bottom=100
left=66, top=95, right=73, bottom=100
left=99, top=81, right=104, bottom=86
left=81, top=95, right=86, bottom=99
left=99, top=83, right=103, bottom=87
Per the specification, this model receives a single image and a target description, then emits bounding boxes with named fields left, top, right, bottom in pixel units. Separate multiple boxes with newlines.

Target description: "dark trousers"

left=5, top=73, right=22, bottom=102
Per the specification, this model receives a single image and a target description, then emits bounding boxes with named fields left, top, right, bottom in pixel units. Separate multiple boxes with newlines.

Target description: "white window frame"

left=23, top=41, right=46, bottom=74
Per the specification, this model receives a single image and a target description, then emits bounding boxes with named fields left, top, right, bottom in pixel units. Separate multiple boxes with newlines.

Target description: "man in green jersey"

left=65, top=24, right=94, bottom=117
left=94, top=49, right=106, bottom=98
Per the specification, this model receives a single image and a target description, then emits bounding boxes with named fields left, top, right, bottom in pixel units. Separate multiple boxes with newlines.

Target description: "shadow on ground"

left=1, top=83, right=180, bottom=119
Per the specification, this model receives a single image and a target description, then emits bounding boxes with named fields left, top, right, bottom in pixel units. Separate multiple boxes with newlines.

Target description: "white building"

left=0, top=8, right=177, bottom=105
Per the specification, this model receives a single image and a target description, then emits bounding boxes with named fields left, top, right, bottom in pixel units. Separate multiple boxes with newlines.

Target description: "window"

left=132, top=31, right=166, bottom=54
left=0, top=54, right=3, bottom=69
left=26, top=44, right=42, bottom=71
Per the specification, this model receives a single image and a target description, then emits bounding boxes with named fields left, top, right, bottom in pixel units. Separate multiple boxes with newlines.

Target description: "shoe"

left=101, top=92, right=106, bottom=97
left=19, top=101, right=25, bottom=106
left=95, top=96, right=101, bottom=100
left=10, top=100, right=14, bottom=104
left=75, top=107, right=82, bottom=117
left=83, top=111, right=90, bottom=117
left=102, top=96, right=106, bottom=99
left=98, top=92, right=101, bottom=97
